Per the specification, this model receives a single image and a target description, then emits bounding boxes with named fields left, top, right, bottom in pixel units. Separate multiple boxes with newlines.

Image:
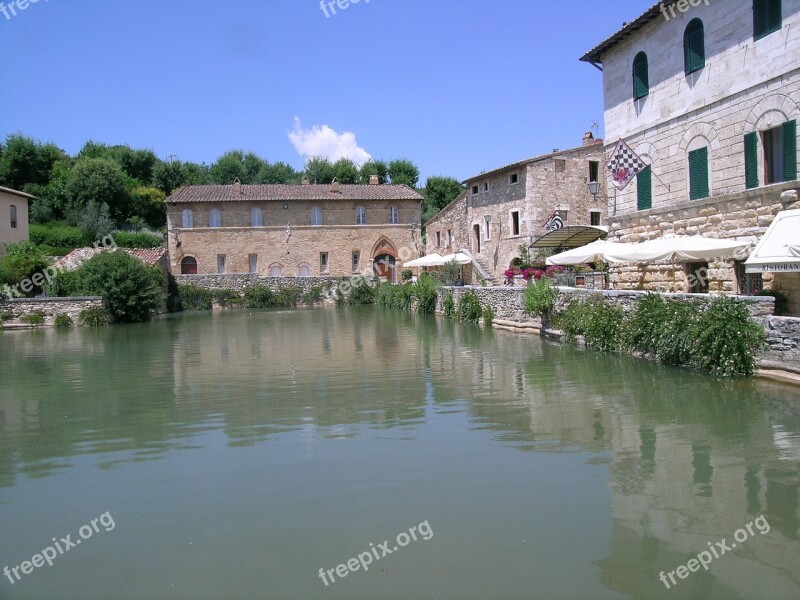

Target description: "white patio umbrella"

left=603, top=236, right=751, bottom=263
left=404, top=253, right=445, bottom=268
left=546, top=240, right=629, bottom=265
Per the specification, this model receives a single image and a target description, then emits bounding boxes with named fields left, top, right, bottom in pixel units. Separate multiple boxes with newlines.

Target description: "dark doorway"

left=473, top=224, right=481, bottom=254
left=373, top=254, right=396, bottom=282
left=181, top=257, right=198, bottom=275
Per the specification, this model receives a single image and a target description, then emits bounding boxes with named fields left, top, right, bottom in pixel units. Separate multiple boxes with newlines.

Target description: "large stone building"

left=581, top=0, right=799, bottom=313
left=0, top=186, right=31, bottom=256
left=166, top=179, right=423, bottom=282
left=425, top=135, right=608, bottom=282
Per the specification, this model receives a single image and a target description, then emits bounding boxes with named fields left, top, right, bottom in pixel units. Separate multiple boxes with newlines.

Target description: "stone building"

left=425, top=135, right=608, bottom=282
left=581, top=0, right=800, bottom=314
left=165, top=179, right=423, bottom=282
left=0, top=186, right=32, bottom=256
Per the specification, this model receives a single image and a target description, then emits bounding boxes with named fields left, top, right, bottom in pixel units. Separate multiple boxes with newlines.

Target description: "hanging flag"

left=285, top=222, right=292, bottom=244
left=606, top=138, right=647, bottom=191
left=543, top=211, right=564, bottom=232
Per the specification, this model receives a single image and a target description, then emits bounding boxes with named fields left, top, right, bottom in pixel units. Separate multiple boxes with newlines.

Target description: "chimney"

left=369, top=175, right=379, bottom=185
left=233, top=177, right=242, bottom=196
left=330, top=178, right=340, bottom=194
left=582, top=131, right=595, bottom=147
left=301, top=176, right=310, bottom=185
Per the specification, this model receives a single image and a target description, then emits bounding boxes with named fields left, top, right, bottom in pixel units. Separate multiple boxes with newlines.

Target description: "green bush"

left=29, top=223, right=88, bottom=249
left=348, top=279, right=376, bottom=305
left=21, top=311, right=45, bottom=326
left=457, top=291, right=483, bottom=325
left=244, top=285, right=276, bottom=309
left=482, top=305, right=495, bottom=327
left=377, top=282, right=414, bottom=310
left=559, top=296, right=624, bottom=352
left=442, top=260, right=461, bottom=286
left=1, top=311, right=13, bottom=322
left=0, top=241, right=51, bottom=295
left=75, top=251, right=163, bottom=323
left=44, top=269, right=82, bottom=297
left=758, top=289, right=789, bottom=316
left=522, top=278, right=558, bottom=318
left=413, top=273, right=439, bottom=315
left=442, top=292, right=455, bottom=319
left=302, top=285, right=326, bottom=306
left=113, top=231, right=163, bottom=249
left=54, top=313, right=74, bottom=328
left=401, top=269, right=413, bottom=282
left=275, top=286, right=303, bottom=307
left=78, top=306, right=109, bottom=327
left=214, top=288, right=243, bottom=308
left=178, top=284, right=214, bottom=310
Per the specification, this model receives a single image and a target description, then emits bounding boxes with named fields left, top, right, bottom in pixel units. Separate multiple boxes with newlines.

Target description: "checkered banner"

left=544, top=211, right=564, bottom=232
left=606, top=138, right=647, bottom=191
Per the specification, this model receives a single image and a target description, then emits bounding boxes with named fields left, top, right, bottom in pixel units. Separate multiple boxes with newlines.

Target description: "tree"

left=129, top=187, right=166, bottom=229
left=74, top=201, right=115, bottom=241
left=0, top=135, right=67, bottom=190
left=305, top=157, right=335, bottom=184
left=152, top=160, right=185, bottom=195
left=423, top=176, right=464, bottom=222
left=359, top=160, right=389, bottom=184
left=332, top=158, right=359, bottom=184
left=388, top=159, right=420, bottom=187
left=75, top=251, right=163, bottom=323
left=65, top=158, right=130, bottom=222
left=209, top=150, right=248, bottom=183
left=256, top=161, right=298, bottom=184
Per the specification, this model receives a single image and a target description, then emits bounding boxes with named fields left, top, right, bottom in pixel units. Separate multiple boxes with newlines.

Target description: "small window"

left=251, top=207, right=263, bottom=227
left=735, top=261, right=763, bottom=295
left=311, top=207, right=323, bottom=226
left=209, top=208, right=221, bottom=227
left=763, top=121, right=797, bottom=184
left=684, top=19, right=705, bottom=74
left=217, top=255, right=226, bottom=274
left=435, top=231, right=441, bottom=248
left=180, top=256, right=197, bottom=275
left=688, top=147, right=709, bottom=200
left=320, top=252, right=329, bottom=273
left=9, top=205, right=17, bottom=229
left=248, top=254, right=258, bottom=274
left=686, top=262, right=709, bottom=294
left=637, top=165, right=653, bottom=210
left=589, top=161, right=600, bottom=183
left=447, top=229, right=452, bottom=247
left=511, top=211, right=520, bottom=236
left=352, top=251, right=360, bottom=272
left=270, top=264, right=282, bottom=277
left=510, top=173, right=519, bottom=184
left=181, top=209, right=193, bottom=228
left=483, top=182, right=489, bottom=192
left=754, top=0, right=782, bottom=40
left=298, top=264, right=310, bottom=277
left=389, top=206, right=399, bottom=224
left=484, top=215, right=491, bottom=240
left=471, top=185, right=479, bottom=195
left=633, top=51, right=649, bottom=100
left=590, top=211, right=601, bottom=226
left=356, top=207, right=367, bottom=225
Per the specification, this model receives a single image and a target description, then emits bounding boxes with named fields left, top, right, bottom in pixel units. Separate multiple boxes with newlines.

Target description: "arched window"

left=181, top=209, right=193, bottom=228
left=684, top=19, right=705, bottom=74
left=9, top=205, right=17, bottom=228
left=298, top=264, right=310, bottom=277
left=356, top=207, right=367, bottom=225
left=633, top=52, right=649, bottom=100
left=689, top=147, right=710, bottom=200
left=269, top=264, right=283, bottom=277
left=389, top=206, right=399, bottom=224
left=251, top=207, right=263, bottom=227
left=311, top=207, right=323, bottom=226
left=209, top=208, right=221, bottom=227
left=180, top=256, right=198, bottom=275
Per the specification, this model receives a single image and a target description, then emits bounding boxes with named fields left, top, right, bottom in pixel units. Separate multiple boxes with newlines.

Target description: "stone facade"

left=0, top=186, right=31, bottom=256
left=425, top=137, right=608, bottom=282
left=166, top=182, right=423, bottom=283
left=1, top=297, right=105, bottom=328
left=582, top=0, right=800, bottom=315
left=174, top=274, right=336, bottom=294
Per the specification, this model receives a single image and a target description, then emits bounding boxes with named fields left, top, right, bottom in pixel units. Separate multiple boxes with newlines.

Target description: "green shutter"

left=637, top=166, right=652, bottom=210
left=633, top=53, right=649, bottom=99
left=783, top=120, right=797, bottom=181
left=689, top=147, right=709, bottom=200
left=684, top=20, right=705, bottom=74
left=744, top=132, right=759, bottom=189
left=754, top=0, right=767, bottom=38
left=768, top=0, right=782, bottom=34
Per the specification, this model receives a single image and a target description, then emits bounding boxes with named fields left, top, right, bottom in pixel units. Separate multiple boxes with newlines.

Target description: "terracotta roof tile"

left=166, top=183, right=423, bottom=204
left=53, top=247, right=166, bottom=271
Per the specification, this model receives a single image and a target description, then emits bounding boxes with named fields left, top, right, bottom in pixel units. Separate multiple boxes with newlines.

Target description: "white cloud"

left=288, top=117, right=372, bottom=165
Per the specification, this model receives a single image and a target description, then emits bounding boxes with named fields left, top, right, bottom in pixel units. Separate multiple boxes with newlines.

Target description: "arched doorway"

left=373, top=254, right=396, bottom=282
left=181, top=256, right=198, bottom=274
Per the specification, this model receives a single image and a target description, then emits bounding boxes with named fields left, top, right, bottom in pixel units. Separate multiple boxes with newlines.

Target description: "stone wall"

left=1, top=297, right=105, bottom=328
left=174, top=274, right=337, bottom=293
left=759, top=317, right=800, bottom=373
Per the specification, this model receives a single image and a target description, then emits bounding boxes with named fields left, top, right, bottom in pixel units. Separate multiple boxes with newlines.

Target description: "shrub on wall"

left=457, top=291, right=482, bottom=325
left=348, top=280, right=376, bottom=305
left=442, top=292, right=455, bottom=319
left=178, top=285, right=214, bottom=310
left=54, top=313, right=74, bottom=328
left=413, top=273, right=438, bottom=315
left=78, top=306, right=109, bottom=327
left=244, top=285, right=277, bottom=309
left=522, top=278, right=558, bottom=319
left=482, top=305, right=494, bottom=327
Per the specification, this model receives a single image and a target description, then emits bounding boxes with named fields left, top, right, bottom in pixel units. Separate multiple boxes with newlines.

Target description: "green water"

left=0, top=307, right=798, bottom=600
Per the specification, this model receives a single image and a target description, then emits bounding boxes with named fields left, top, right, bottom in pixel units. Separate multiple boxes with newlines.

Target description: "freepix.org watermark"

left=658, top=515, right=770, bottom=590
left=0, top=0, right=48, bottom=22
left=660, top=0, right=709, bottom=21
left=318, top=520, right=433, bottom=587
left=4, top=511, right=116, bottom=585
left=319, top=0, right=369, bottom=19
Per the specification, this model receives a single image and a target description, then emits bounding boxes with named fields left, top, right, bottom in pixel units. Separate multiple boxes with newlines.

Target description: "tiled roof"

left=580, top=1, right=679, bottom=65
left=0, top=185, right=35, bottom=199
left=166, top=183, right=423, bottom=204
left=463, top=142, right=604, bottom=183
left=53, top=247, right=166, bottom=271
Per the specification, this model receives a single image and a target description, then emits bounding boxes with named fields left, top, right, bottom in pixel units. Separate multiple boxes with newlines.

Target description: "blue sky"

left=0, top=0, right=653, bottom=183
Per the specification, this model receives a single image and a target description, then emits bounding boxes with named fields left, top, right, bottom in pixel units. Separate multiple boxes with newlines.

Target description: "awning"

left=603, top=236, right=751, bottom=264
left=546, top=240, right=630, bottom=265
left=530, top=226, right=609, bottom=251
left=745, top=208, right=800, bottom=273
left=404, top=252, right=472, bottom=268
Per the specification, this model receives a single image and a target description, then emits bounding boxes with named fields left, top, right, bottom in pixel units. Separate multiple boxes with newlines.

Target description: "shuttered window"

left=689, top=147, right=709, bottom=200
left=754, top=0, right=782, bottom=39
left=632, top=52, right=649, bottom=100
left=637, top=166, right=652, bottom=210
left=744, top=132, right=759, bottom=189
left=783, top=119, right=797, bottom=182
left=684, top=19, right=705, bottom=74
